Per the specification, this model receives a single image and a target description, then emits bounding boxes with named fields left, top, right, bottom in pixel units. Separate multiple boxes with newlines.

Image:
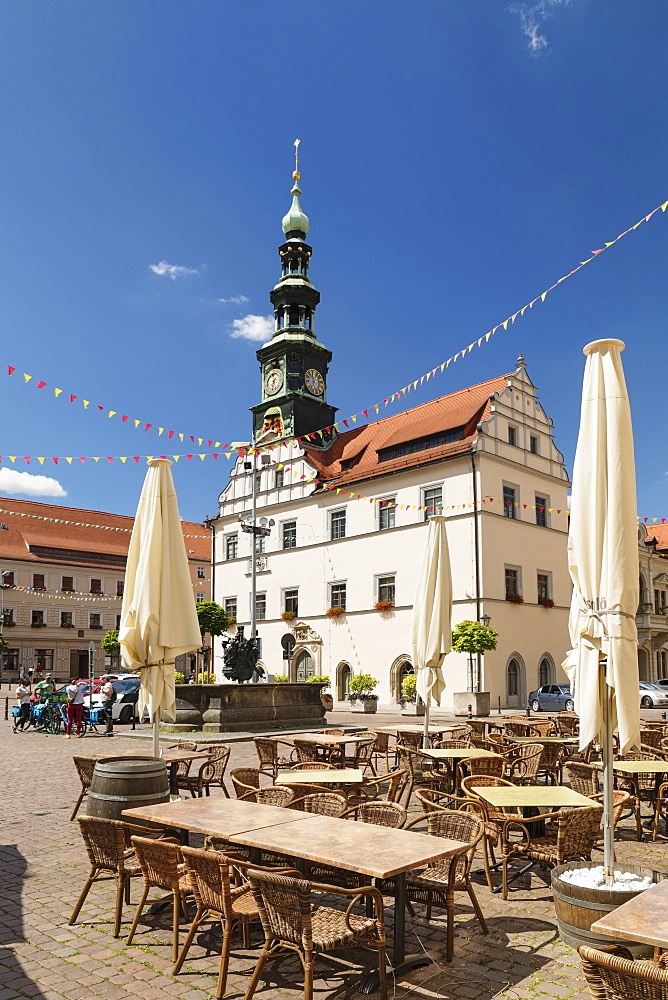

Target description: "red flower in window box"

left=326, top=606, right=346, bottom=618
left=374, top=600, right=395, bottom=612
left=505, top=593, right=524, bottom=605
left=281, top=611, right=297, bottom=622
left=539, top=599, right=554, bottom=609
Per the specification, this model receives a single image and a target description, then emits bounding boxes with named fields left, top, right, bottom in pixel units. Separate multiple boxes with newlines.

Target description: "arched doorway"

left=398, top=662, right=414, bottom=701
left=638, top=648, right=650, bottom=682
left=506, top=654, right=526, bottom=708
left=389, top=653, right=414, bottom=702
left=337, top=662, right=352, bottom=701
left=538, top=655, right=554, bottom=687
left=295, top=650, right=314, bottom=682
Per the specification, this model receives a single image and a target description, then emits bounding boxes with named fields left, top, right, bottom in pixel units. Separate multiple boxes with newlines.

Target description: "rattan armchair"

left=368, top=730, right=392, bottom=772
left=537, top=742, right=565, bottom=785
left=239, top=785, right=295, bottom=808
left=292, top=738, right=324, bottom=764
left=465, top=755, right=506, bottom=780
left=357, top=767, right=413, bottom=808
left=126, top=835, right=191, bottom=961
left=289, top=761, right=338, bottom=771
left=614, top=749, right=663, bottom=840
left=344, top=735, right=377, bottom=774
left=460, top=775, right=520, bottom=891
left=245, top=869, right=388, bottom=1000
left=69, top=816, right=143, bottom=938
left=288, top=791, right=347, bottom=816
left=504, top=721, right=540, bottom=738
left=341, top=800, right=407, bottom=827
left=404, top=810, right=488, bottom=961
left=500, top=803, right=603, bottom=899
left=70, top=755, right=96, bottom=821
left=652, top=780, right=668, bottom=841
left=565, top=760, right=601, bottom=796
left=254, top=737, right=292, bottom=778
left=578, top=944, right=668, bottom=1000
left=179, top=747, right=231, bottom=798
left=448, top=724, right=473, bottom=743
left=503, top=743, right=543, bottom=785
left=230, top=767, right=273, bottom=800
left=396, top=744, right=441, bottom=793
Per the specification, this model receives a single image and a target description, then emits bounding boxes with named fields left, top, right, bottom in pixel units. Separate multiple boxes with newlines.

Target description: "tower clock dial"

left=304, top=368, right=324, bottom=396
left=264, top=368, right=284, bottom=396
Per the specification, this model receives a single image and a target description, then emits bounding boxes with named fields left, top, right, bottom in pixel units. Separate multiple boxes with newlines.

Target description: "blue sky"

left=0, top=1, right=667, bottom=523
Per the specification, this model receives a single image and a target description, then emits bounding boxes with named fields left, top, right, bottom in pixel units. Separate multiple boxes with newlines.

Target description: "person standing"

left=34, top=673, right=56, bottom=702
left=101, top=677, right=115, bottom=736
left=14, top=680, right=31, bottom=731
left=64, top=679, right=85, bottom=739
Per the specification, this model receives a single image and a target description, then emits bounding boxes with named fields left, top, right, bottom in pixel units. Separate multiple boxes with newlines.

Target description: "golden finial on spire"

left=292, top=138, right=301, bottom=182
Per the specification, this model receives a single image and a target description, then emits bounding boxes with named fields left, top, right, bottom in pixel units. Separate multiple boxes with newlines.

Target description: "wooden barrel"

left=551, top=861, right=664, bottom=957
left=87, top=756, right=169, bottom=820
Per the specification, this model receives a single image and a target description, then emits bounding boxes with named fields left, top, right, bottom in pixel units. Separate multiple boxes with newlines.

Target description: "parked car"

left=656, top=678, right=668, bottom=689
left=91, top=678, right=142, bottom=724
left=527, top=684, right=574, bottom=713
left=639, top=682, right=668, bottom=708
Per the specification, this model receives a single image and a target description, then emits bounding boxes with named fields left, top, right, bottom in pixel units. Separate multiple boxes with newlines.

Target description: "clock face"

left=304, top=368, right=325, bottom=396
left=264, top=368, right=284, bottom=396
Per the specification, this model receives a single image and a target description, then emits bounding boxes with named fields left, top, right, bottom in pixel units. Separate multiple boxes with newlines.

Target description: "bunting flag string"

left=4, top=196, right=667, bottom=459
left=2, top=584, right=122, bottom=601
left=0, top=506, right=209, bottom=537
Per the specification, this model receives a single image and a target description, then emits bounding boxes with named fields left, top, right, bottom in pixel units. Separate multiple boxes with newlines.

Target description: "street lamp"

left=0, top=570, right=11, bottom=683
left=480, top=613, right=492, bottom=628
left=236, top=447, right=275, bottom=660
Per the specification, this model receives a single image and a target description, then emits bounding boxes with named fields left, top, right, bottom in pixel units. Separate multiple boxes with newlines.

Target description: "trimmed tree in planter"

left=347, top=673, right=379, bottom=713
left=308, top=674, right=333, bottom=711
left=196, top=601, right=233, bottom=677
left=451, top=620, right=499, bottom=715
left=400, top=672, right=425, bottom=716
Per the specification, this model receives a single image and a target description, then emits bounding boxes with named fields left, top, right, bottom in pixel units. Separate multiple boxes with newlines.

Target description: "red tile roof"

left=646, top=523, right=668, bottom=552
left=305, top=373, right=512, bottom=487
left=0, top=497, right=211, bottom=564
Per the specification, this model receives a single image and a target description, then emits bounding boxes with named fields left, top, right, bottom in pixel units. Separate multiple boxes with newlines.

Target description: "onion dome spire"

left=282, top=139, right=310, bottom=236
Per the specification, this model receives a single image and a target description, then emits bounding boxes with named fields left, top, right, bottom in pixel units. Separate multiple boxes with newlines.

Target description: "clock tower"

left=251, top=142, right=337, bottom=446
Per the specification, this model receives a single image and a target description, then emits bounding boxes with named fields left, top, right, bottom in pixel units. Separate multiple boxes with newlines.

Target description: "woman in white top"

left=15, top=682, right=31, bottom=731
left=64, top=680, right=85, bottom=738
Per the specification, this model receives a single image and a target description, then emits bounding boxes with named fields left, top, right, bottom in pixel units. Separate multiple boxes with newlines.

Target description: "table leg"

left=356, top=871, right=429, bottom=995
left=169, top=762, right=178, bottom=797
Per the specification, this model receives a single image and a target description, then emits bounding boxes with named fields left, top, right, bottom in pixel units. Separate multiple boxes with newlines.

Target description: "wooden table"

left=84, top=748, right=210, bottom=796
left=470, top=785, right=596, bottom=808
left=420, top=748, right=502, bottom=760
left=505, top=736, right=579, bottom=745
left=269, top=733, right=369, bottom=746
left=122, top=795, right=314, bottom=841
left=275, top=768, right=365, bottom=786
left=591, top=877, right=668, bottom=951
left=612, top=760, right=668, bottom=774
left=374, top=724, right=453, bottom=736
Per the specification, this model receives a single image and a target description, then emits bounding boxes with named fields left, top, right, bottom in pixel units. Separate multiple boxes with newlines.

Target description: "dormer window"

left=508, top=426, right=518, bottom=447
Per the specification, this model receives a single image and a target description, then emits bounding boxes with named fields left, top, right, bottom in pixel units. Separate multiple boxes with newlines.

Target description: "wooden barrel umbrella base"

left=87, top=756, right=170, bottom=821
left=551, top=861, right=665, bottom=958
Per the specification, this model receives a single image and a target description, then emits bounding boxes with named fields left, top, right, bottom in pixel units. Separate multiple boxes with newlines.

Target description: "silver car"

left=639, top=682, right=668, bottom=708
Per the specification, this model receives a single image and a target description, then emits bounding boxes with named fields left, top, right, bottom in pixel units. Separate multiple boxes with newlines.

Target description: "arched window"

left=506, top=655, right=525, bottom=707
left=538, top=656, right=554, bottom=687
left=295, top=650, right=314, bottom=682
left=507, top=659, right=519, bottom=697
left=638, top=648, right=649, bottom=683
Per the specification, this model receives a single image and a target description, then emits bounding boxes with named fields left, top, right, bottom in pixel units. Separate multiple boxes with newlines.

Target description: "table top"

left=470, top=785, right=596, bottom=808
left=612, top=760, right=668, bottom=774
left=122, top=796, right=314, bottom=838
left=227, top=814, right=467, bottom=879
left=421, top=747, right=502, bottom=760
left=373, top=724, right=452, bottom=736
left=591, top=878, right=668, bottom=949
left=275, top=768, right=365, bottom=785
left=273, top=733, right=369, bottom=747
left=505, top=736, right=579, bottom=744
left=87, top=748, right=209, bottom=765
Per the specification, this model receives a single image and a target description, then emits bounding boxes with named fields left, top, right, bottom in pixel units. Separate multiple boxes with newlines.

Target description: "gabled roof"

left=646, top=522, right=668, bottom=554
left=0, top=497, right=211, bottom=564
left=304, top=373, right=512, bottom=487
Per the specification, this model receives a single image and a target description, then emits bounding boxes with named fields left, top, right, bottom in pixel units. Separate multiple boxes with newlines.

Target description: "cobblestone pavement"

left=1, top=709, right=667, bottom=1000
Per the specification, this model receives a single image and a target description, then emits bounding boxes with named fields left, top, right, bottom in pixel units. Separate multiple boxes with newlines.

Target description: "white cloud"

left=149, top=260, right=201, bottom=280
left=507, top=0, right=571, bottom=53
left=0, top=468, right=67, bottom=498
left=218, top=295, right=250, bottom=305
left=229, top=314, right=275, bottom=343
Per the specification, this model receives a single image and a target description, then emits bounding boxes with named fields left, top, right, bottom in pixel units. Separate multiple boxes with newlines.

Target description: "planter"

left=401, top=701, right=425, bottom=716
left=453, top=691, right=491, bottom=717
left=320, top=693, right=333, bottom=711
left=350, top=698, right=377, bottom=714
left=551, top=861, right=665, bottom=957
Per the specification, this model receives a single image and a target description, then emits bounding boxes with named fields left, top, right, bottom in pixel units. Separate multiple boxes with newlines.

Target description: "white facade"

left=211, top=359, right=573, bottom=711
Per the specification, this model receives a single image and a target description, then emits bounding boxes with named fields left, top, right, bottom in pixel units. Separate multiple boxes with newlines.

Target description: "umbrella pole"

left=602, top=680, right=614, bottom=884
left=152, top=713, right=160, bottom=759
left=422, top=696, right=430, bottom=750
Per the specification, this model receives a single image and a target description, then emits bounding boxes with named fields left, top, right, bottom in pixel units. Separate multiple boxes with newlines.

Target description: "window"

left=226, top=534, right=238, bottom=560
left=539, top=657, right=553, bottom=686
left=507, top=658, right=520, bottom=697
left=508, top=426, right=518, bottom=446
left=116, top=614, right=121, bottom=628
left=197, top=566, right=206, bottom=579
left=535, top=496, right=547, bottom=527
left=196, top=592, right=205, bottom=602
left=224, top=598, right=237, bottom=621
left=116, top=580, right=124, bottom=597
left=89, top=613, right=101, bottom=629
left=505, top=568, right=519, bottom=598
left=2, top=607, right=14, bottom=625
left=530, top=435, right=539, bottom=455
left=35, top=649, right=53, bottom=673
left=379, top=499, right=396, bottom=531
left=255, top=593, right=266, bottom=622
left=90, top=578, right=102, bottom=595
left=378, top=575, right=396, bottom=604
left=503, top=486, right=517, bottom=519
left=330, top=509, right=346, bottom=540
left=423, top=486, right=443, bottom=520
left=282, top=522, right=297, bottom=550
left=33, top=574, right=45, bottom=590
left=254, top=471, right=262, bottom=494
left=284, top=589, right=299, bottom=615
left=274, top=468, right=285, bottom=489
left=60, top=611, right=73, bottom=627
left=377, top=427, right=465, bottom=463
left=655, top=589, right=667, bottom=614
left=31, top=610, right=44, bottom=626
left=330, top=582, right=347, bottom=610
left=1, top=571, right=14, bottom=587
left=256, top=534, right=266, bottom=554
left=61, top=576, right=74, bottom=591
left=537, top=573, right=550, bottom=605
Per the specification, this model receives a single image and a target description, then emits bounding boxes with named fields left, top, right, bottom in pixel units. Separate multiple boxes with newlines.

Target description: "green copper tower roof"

left=281, top=138, right=309, bottom=235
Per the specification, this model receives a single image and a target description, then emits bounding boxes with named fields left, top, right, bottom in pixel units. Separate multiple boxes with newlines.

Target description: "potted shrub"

left=308, top=674, right=333, bottom=710
left=281, top=611, right=297, bottom=622
left=400, top=672, right=425, bottom=716
left=348, top=673, right=379, bottom=713
left=326, top=606, right=346, bottom=619
left=639, top=602, right=653, bottom=613
left=273, top=674, right=289, bottom=683
left=374, top=600, right=395, bottom=612
left=451, top=619, right=499, bottom=717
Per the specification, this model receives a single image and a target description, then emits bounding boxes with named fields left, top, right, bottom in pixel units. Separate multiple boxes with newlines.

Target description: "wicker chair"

left=504, top=721, right=539, bottom=738
left=460, top=775, right=521, bottom=890
left=404, top=810, right=488, bottom=961
left=565, top=761, right=601, bottom=796
left=239, top=786, right=295, bottom=808
left=230, top=767, right=272, bottom=800
left=289, top=761, right=338, bottom=772
left=369, top=731, right=392, bottom=772
left=537, top=742, right=564, bottom=785
left=69, top=816, right=143, bottom=937
left=174, top=847, right=299, bottom=996
left=555, top=714, right=579, bottom=737
left=465, top=755, right=505, bottom=780
left=343, top=735, right=377, bottom=774
left=319, top=728, right=345, bottom=735
left=341, top=800, right=407, bottom=828
left=288, top=791, right=347, bottom=816
left=395, top=744, right=439, bottom=795
left=467, top=720, right=488, bottom=738
left=578, top=944, right=668, bottom=1000
left=361, top=768, right=412, bottom=808
left=640, top=728, right=664, bottom=749
left=70, top=755, right=96, bottom=821
left=448, top=724, right=473, bottom=743
left=471, top=736, right=506, bottom=753
left=615, top=749, right=663, bottom=840
left=590, top=790, right=632, bottom=855
left=126, top=835, right=191, bottom=961
left=254, top=737, right=291, bottom=779
left=396, top=730, right=423, bottom=751
left=415, top=787, right=467, bottom=813
left=530, top=720, right=557, bottom=736
left=179, top=747, right=231, bottom=798
left=500, top=803, right=603, bottom=899
left=653, top=780, right=668, bottom=841
left=244, top=870, right=388, bottom=1000
left=504, top=743, right=543, bottom=785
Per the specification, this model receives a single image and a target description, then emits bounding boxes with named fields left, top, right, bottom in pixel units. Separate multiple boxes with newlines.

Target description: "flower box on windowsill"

left=374, top=601, right=395, bottom=612
left=60, top=623, right=75, bottom=629
left=60, top=588, right=75, bottom=593
left=281, top=611, right=297, bottom=622
left=3, top=621, right=15, bottom=627
left=539, top=599, right=555, bottom=609
left=326, top=606, right=346, bottom=619
left=89, top=625, right=103, bottom=630
left=505, top=594, right=524, bottom=605
left=30, top=622, right=46, bottom=628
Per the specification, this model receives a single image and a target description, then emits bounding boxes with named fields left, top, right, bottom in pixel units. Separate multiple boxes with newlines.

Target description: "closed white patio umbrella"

left=563, top=339, right=640, bottom=879
left=411, top=515, right=452, bottom=749
left=119, top=459, right=202, bottom=758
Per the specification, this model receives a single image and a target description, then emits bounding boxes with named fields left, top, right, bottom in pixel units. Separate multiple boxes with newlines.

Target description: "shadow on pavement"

left=0, top=843, right=48, bottom=998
